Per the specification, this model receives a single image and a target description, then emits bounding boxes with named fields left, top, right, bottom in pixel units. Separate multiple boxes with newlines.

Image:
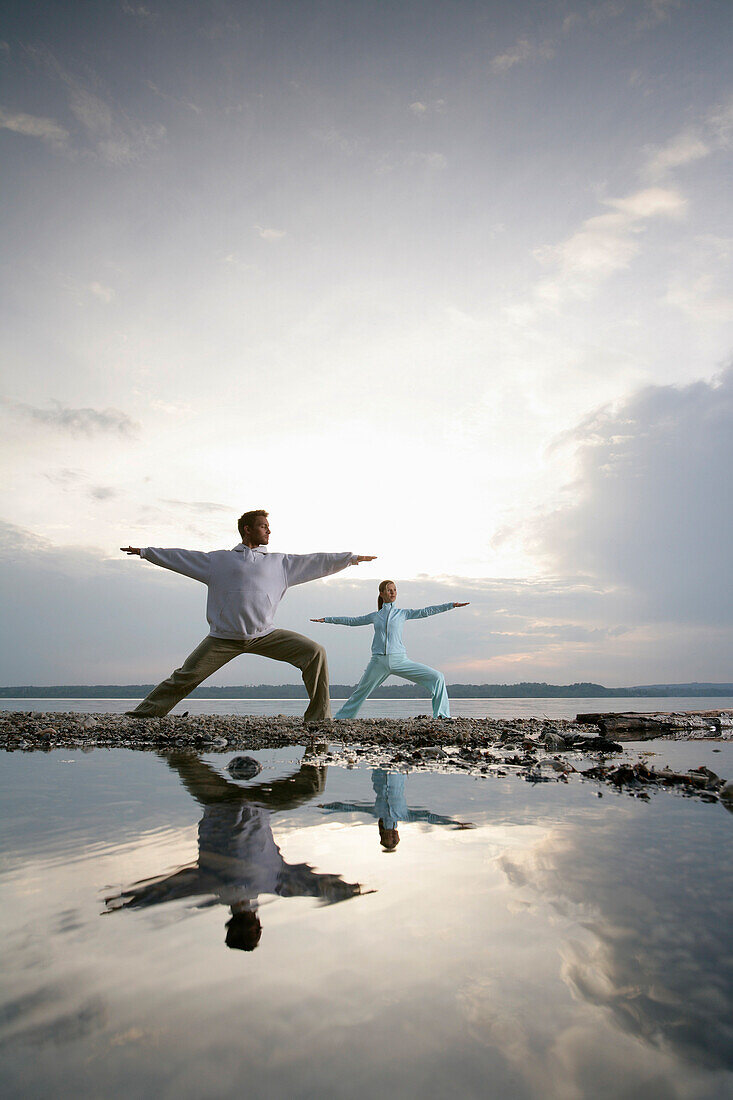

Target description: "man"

left=121, top=509, right=375, bottom=724
left=105, top=751, right=364, bottom=951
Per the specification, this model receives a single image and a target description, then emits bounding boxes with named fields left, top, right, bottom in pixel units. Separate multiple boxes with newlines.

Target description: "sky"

left=1, top=0, right=732, bottom=686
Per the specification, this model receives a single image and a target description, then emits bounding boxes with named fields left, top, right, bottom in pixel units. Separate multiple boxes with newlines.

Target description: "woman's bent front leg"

left=389, top=656, right=450, bottom=718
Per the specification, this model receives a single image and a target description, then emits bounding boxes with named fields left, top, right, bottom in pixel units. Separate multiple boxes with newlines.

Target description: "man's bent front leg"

left=246, top=629, right=332, bottom=724
left=128, top=636, right=243, bottom=717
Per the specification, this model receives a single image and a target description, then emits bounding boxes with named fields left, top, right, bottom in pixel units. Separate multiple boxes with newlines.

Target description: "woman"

left=311, top=580, right=468, bottom=719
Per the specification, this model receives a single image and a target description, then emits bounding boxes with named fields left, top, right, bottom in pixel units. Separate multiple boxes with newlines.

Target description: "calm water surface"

left=1, top=746, right=731, bottom=1099
left=2, top=695, right=732, bottom=718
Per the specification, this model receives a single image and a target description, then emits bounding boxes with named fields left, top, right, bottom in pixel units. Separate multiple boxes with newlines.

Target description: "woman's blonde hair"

left=377, top=579, right=396, bottom=610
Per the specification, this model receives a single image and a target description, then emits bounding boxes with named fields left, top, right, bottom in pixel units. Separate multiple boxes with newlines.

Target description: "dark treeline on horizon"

left=2, top=683, right=733, bottom=699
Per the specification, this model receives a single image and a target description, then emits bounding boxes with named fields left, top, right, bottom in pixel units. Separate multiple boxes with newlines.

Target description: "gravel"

left=1, top=711, right=730, bottom=808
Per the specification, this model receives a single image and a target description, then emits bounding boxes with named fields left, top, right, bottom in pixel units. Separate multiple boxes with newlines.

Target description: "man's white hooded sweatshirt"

left=140, top=543, right=358, bottom=641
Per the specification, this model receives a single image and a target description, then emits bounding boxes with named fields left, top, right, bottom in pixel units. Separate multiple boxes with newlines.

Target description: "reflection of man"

left=121, top=509, right=376, bottom=725
left=320, top=769, right=474, bottom=851
left=105, top=753, right=363, bottom=950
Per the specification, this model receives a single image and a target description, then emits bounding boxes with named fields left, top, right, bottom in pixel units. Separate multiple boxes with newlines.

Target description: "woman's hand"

left=453, top=602, right=470, bottom=608
left=310, top=618, right=325, bottom=623
left=120, top=546, right=141, bottom=555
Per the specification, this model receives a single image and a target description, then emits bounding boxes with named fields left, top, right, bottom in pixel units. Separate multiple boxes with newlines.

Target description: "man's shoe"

left=124, top=710, right=157, bottom=719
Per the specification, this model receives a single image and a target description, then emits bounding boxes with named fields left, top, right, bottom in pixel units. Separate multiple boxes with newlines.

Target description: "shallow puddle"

left=1, top=747, right=731, bottom=1099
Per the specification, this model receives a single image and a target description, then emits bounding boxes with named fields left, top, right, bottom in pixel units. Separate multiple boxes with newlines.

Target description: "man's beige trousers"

left=129, top=630, right=331, bottom=723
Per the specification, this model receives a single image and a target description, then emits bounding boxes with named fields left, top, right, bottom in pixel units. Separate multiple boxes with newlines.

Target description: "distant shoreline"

left=2, top=683, right=733, bottom=700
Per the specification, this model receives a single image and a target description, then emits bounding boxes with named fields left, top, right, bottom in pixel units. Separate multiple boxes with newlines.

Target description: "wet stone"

left=227, top=755, right=263, bottom=781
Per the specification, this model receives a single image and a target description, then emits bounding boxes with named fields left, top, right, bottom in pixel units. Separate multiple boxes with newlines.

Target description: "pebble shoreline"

left=2, top=711, right=731, bottom=808
left=1, top=710, right=608, bottom=751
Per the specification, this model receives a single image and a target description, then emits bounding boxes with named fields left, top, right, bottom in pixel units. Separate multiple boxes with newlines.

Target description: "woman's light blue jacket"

left=323, top=603, right=454, bottom=656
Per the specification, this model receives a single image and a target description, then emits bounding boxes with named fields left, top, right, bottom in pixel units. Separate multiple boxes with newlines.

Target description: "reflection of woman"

left=312, top=580, right=468, bottom=719
left=320, top=769, right=474, bottom=851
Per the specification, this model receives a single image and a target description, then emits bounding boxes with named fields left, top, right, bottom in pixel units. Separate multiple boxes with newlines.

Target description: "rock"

left=570, top=735, right=623, bottom=753
left=227, top=755, right=262, bottom=780
left=575, top=710, right=730, bottom=741
left=204, top=737, right=227, bottom=750
left=543, top=732, right=567, bottom=752
left=416, top=746, right=447, bottom=760
left=547, top=759, right=575, bottom=774
left=719, top=781, right=733, bottom=806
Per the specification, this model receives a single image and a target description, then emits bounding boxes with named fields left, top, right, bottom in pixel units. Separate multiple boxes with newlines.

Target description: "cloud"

left=493, top=0, right=681, bottom=81
left=0, top=105, right=69, bottom=150
left=121, top=2, right=156, bottom=20
left=499, top=807, right=733, bottom=1072
left=44, top=468, right=85, bottom=488
left=25, top=45, right=165, bottom=165
left=0, top=519, right=52, bottom=559
left=408, top=99, right=446, bottom=116
left=407, top=151, right=447, bottom=170
left=643, top=128, right=710, bottom=179
left=665, top=264, right=733, bottom=323
left=643, top=98, right=733, bottom=181
left=59, top=276, right=117, bottom=305
left=220, top=252, right=254, bottom=272
left=534, top=367, right=733, bottom=624
left=43, top=469, right=119, bottom=503
left=144, top=80, right=201, bottom=116
left=535, top=187, right=685, bottom=301
left=562, top=2, right=626, bottom=33
left=639, top=0, right=681, bottom=28
left=311, top=127, right=359, bottom=156
left=88, top=281, right=114, bottom=303
left=490, top=37, right=555, bottom=74
left=2, top=399, right=139, bottom=437
left=161, top=499, right=230, bottom=513
left=707, top=97, right=733, bottom=148
left=527, top=96, right=732, bottom=309
left=66, top=82, right=165, bottom=165
left=253, top=225, right=286, bottom=241
left=0, top=512, right=731, bottom=683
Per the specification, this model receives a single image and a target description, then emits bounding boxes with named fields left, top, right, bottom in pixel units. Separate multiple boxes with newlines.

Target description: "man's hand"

left=120, top=546, right=141, bottom=555
left=453, top=602, right=470, bottom=607
left=352, top=555, right=377, bottom=564
left=310, top=618, right=325, bottom=623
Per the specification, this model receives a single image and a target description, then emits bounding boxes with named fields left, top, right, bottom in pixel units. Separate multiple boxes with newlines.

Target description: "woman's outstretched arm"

left=404, top=602, right=469, bottom=619
left=310, top=613, right=377, bottom=626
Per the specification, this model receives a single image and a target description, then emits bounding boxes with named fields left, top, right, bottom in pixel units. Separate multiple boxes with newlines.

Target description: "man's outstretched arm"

left=282, top=552, right=376, bottom=587
left=120, top=545, right=212, bottom=583
left=163, top=752, right=327, bottom=811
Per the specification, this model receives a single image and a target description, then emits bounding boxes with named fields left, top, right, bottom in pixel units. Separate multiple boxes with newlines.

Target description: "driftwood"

left=575, top=710, right=733, bottom=741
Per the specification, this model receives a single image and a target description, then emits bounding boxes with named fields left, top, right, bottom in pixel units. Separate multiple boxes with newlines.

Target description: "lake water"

left=1, top=745, right=731, bottom=1099
left=2, top=695, right=732, bottom=719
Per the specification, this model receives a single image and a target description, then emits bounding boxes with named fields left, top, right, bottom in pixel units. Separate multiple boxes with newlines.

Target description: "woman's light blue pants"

left=335, top=654, right=450, bottom=719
